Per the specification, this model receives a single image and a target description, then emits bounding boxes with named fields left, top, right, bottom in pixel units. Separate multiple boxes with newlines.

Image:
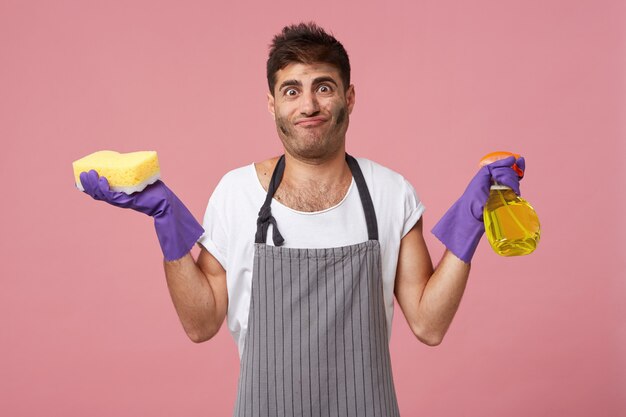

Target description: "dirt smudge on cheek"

left=336, top=107, right=346, bottom=126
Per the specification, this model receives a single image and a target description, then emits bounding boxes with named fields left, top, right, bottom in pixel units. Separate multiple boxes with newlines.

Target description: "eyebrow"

left=278, top=76, right=339, bottom=91
left=278, top=79, right=302, bottom=91
left=312, top=76, right=339, bottom=87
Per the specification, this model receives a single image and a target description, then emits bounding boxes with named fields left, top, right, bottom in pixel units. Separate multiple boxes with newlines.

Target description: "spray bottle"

left=481, top=151, right=540, bottom=256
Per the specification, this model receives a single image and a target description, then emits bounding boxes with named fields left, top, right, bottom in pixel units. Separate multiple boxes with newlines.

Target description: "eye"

left=284, top=88, right=298, bottom=97
left=317, top=84, right=333, bottom=93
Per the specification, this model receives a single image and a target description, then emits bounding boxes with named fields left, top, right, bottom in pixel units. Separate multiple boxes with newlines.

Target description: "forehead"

left=275, top=62, right=343, bottom=87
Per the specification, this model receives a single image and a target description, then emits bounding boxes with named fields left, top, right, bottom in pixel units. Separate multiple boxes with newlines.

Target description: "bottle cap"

left=479, top=151, right=524, bottom=178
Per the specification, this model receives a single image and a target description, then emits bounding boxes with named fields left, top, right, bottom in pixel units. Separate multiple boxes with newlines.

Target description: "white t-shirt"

left=198, top=157, right=425, bottom=358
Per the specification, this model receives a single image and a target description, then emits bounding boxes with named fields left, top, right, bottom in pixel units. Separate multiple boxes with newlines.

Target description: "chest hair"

left=274, top=178, right=351, bottom=212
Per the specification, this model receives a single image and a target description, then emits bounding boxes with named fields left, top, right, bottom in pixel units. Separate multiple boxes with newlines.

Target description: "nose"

left=300, top=90, right=320, bottom=116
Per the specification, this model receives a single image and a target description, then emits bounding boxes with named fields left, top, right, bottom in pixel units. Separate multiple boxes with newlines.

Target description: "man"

left=80, top=22, right=522, bottom=417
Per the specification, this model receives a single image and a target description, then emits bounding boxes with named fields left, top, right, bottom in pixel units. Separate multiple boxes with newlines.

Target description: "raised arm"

left=394, top=156, right=524, bottom=346
left=79, top=170, right=227, bottom=342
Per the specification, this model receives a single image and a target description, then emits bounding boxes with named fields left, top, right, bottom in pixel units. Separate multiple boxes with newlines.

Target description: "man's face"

left=268, top=62, right=355, bottom=161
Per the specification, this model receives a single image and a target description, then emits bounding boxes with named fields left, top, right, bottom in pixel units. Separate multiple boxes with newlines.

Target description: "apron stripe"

left=357, top=246, right=371, bottom=416
left=349, top=247, right=357, bottom=415
left=377, top=249, right=392, bottom=415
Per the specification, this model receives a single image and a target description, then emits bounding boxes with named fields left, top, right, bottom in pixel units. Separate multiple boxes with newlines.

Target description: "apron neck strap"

left=255, top=155, right=286, bottom=245
left=346, top=154, right=379, bottom=241
left=255, top=153, right=379, bottom=245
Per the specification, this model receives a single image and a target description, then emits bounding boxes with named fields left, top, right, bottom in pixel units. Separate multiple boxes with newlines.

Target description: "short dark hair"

left=267, top=22, right=351, bottom=95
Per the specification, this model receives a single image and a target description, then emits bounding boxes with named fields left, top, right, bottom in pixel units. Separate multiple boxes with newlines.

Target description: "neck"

left=282, top=148, right=349, bottom=187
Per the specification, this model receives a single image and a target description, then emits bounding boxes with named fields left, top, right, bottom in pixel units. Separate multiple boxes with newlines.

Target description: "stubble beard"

left=276, top=107, right=348, bottom=161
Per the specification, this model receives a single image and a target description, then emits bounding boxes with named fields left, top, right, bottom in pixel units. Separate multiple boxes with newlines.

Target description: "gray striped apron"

left=234, top=154, right=400, bottom=417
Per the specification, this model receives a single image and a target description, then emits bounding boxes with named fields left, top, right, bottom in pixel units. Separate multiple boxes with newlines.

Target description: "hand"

left=79, top=170, right=204, bottom=261
left=431, top=156, right=524, bottom=263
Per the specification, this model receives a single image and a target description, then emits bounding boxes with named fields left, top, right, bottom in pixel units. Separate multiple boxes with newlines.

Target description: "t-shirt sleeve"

left=401, top=178, right=426, bottom=238
left=197, top=183, right=229, bottom=270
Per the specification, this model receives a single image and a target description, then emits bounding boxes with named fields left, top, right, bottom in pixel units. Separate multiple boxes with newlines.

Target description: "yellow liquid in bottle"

left=483, top=187, right=541, bottom=256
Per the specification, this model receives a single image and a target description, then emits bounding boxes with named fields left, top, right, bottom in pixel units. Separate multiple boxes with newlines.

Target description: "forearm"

left=414, top=250, right=470, bottom=344
left=164, top=253, right=223, bottom=343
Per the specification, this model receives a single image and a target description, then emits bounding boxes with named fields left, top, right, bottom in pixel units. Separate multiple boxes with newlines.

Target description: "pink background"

left=2, top=0, right=624, bottom=416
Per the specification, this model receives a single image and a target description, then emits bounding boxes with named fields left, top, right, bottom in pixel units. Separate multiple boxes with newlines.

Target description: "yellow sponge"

left=73, top=150, right=161, bottom=194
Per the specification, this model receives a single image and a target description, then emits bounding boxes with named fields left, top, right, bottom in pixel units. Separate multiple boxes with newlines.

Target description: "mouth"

left=294, top=116, right=328, bottom=127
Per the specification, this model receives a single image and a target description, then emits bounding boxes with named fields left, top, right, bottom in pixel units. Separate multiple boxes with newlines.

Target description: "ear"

left=346, top=84, right=356, bottom=114
left=267, top=92, right=276, bottom=118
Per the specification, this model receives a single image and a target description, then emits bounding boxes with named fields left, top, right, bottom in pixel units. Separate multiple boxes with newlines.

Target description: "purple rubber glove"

left=79, top=170, right=204, bottom=261
left=431, top=156, right=524, bottom=263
